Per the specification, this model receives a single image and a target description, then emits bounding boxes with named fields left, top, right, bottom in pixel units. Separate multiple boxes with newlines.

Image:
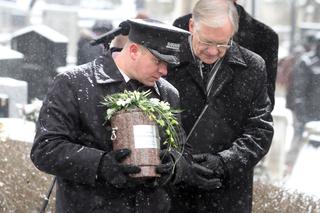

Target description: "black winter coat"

left=166, top=41, right=274, bottom=213
left=290, top=52, right=320, bottom=123
left=30, top=52, right=180, bottom=213
left=172, top=4, right=279, bottom=110
left=76, top=35, right=104, bottom=65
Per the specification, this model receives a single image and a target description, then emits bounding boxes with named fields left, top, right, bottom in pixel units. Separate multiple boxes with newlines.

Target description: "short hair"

left=192, top=0, right=239, bottom=35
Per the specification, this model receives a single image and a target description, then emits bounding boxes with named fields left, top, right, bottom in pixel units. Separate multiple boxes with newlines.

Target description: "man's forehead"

left=196, top=21, right=233, bottom=38
left=196, top=16, right=231, bottom=30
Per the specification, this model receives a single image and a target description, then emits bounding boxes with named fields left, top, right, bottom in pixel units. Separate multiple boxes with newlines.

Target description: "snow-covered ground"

left=267, top=97, right=320, bottom=199
left=285, top=143, right=320, bottom=199
left=0, top=118, right=35, bottom=143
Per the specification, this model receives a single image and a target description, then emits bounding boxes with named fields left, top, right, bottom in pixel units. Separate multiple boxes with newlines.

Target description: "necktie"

left=201, top=63, right=213, bottom=84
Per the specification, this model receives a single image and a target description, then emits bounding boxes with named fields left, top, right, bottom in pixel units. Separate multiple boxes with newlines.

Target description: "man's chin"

left=201, top=56, right=219, bottom=65
left=144, top=81, right=156, bottom=87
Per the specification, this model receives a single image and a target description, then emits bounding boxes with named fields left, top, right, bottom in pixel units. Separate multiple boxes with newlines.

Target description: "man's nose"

left=158, top=63, right=168, bottom=76
left=206, top=45, right=219, bottom=55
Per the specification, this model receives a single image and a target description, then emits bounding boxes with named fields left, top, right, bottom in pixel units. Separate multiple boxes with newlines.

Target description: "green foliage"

left=101, top=90, right=181, bottom=150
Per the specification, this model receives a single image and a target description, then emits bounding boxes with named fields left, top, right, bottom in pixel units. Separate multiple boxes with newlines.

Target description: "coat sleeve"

left=291, top=57, right=310, bottom=122
left=218, top=60, right=274, bottom=178
left=259, top=28, right=279, bottom=110
left=30, top=73, right=105, bottom=186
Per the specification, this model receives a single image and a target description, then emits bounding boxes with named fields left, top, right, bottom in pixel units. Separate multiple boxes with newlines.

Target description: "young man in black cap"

left=30, top=19, right=219, bottom=212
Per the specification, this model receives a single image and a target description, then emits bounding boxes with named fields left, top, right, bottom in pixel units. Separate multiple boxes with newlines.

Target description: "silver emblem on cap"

left=166, top=42, right=180, bottom=52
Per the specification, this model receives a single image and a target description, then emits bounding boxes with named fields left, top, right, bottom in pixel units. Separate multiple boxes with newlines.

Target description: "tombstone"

left=42, top=8, right=79, bottom=62
left=0, top=6, right=12, bottom=34
left=0, top=93, right=9, bottom=117
left=263, top=97, right=292, bottom=181
left=11, top=25, right=68, bottom=102
left=0, top=5, right=28, bottom=35
left=0, top=45, right=24, bottom=79
left=11, top=10, right=28, bottom=31
left=45, top=0, right=80, bottom=5
left=0, top=77, right=27, bottom=118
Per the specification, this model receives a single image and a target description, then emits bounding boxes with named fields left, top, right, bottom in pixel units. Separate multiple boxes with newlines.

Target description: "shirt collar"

left=118, top=68, right=130, bottom=83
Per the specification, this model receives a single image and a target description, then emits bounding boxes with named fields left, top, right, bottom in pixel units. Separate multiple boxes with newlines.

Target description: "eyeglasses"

left=194, top=30, right=232, bottom=52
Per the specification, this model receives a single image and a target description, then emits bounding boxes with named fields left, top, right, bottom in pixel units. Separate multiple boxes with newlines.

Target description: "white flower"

left=159, top=101, right=170, bottom=111
left=107, top=108, right=116, bottom=118
left=150, top=98, right=160, bottom=105
left=116, top=98, right=131, bottom=106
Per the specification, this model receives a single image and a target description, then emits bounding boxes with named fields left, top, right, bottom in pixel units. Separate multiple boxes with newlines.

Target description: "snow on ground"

left=0, top=118, right=35, bottom=143
left=269, top=97, right=320, bottom=200
left=285, top=143, right=320, bottom=199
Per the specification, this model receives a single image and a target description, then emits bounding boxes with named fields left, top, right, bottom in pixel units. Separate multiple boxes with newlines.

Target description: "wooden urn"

left=110, top=108, right=160, bottom=178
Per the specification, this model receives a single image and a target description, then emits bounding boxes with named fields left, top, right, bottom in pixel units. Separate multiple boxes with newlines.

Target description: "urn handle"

left=111, top=127, right=118, bottom=140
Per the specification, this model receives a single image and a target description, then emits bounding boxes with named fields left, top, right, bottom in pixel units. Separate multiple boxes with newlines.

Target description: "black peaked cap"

left=127, top=19, right=190, bottom=65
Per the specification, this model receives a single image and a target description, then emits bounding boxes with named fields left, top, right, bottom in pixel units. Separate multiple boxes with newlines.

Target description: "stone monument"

left=11, top=25, right=68, bottom=101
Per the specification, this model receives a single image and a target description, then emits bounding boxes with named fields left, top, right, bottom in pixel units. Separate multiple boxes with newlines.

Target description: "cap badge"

left=166, top=42, right=180, bottom=52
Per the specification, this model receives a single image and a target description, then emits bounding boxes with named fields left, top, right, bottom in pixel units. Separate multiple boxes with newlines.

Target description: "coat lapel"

left=178, top=38, right=208, bottom=95
left=208, top=63, right=233, bottom=98
left=187, top=62, right=207, bottom=94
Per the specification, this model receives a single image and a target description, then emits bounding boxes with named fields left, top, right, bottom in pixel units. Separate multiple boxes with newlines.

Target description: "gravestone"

left=42, top=8, right=79, bottom=61
left=263, top=97, right=291, bottom=181
left=11, top=25, right=68, bottom=101
left=0, top=94, right=9, bottom=117
left=0, top=6, right=12, bottom=34
left=0, top=45, right=24, bottom=79
left=45, top=0, right=79, bottom=5
left=0, top=77, right=27, bottom=118
left=0, top=4, right=28, bottom=33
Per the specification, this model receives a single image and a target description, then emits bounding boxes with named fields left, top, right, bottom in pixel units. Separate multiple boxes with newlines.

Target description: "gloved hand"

left=97, top=149, right=141, bottom=189
left=173, top=152, right=222, bottom=190
left=155, top=150, right=175, bottom=186
left=192, top=153, right=226, bottom=179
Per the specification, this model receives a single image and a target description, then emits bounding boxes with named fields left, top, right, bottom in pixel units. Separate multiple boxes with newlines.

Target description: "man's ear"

left=189, top=18, right=194, bottom=33
left=129, top=43, right=140, bottom=60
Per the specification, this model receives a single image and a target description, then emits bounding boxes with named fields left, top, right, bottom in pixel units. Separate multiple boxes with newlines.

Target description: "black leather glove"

left=97, top=149, right=141, bottom=188
left=155, top=150, right=175, bottom=186
left=173, top=152, right=222, bottom=190
left=192, top=153, right=226, bottom=180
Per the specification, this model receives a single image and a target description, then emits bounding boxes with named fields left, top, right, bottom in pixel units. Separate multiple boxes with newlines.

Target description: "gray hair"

left=192, top=0, right=239, bottom=35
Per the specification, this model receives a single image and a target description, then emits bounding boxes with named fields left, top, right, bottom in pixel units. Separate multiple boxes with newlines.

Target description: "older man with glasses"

left=166, top=0, right=274, bottom=212
left=173, top=0, right=279, bottom=110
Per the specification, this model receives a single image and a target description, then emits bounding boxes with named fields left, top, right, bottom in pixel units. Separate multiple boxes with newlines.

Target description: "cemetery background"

left=1, top=0, right=320, bottom=212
